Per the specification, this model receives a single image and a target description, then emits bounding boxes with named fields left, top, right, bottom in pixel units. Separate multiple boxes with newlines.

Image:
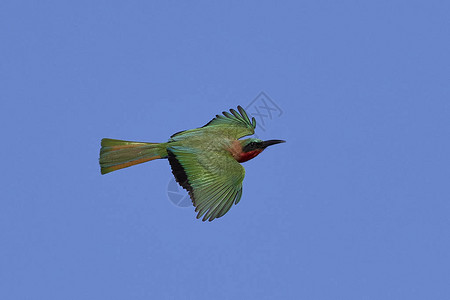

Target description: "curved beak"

left=261, top=139, right=286, bottom=149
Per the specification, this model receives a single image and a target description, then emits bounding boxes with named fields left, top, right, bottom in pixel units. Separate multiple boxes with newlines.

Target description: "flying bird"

left=99, top=106, right=285, bottom=221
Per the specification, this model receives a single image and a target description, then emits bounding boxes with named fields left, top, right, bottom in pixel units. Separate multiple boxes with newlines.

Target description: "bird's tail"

left=99, top=138, right=167, bottom=174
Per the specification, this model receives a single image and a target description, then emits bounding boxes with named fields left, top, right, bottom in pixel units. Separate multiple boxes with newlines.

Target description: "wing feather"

left=202, top=105, right=256, bottom=139
left=208, top=188, right=239, bottom=221
left=167, top=146, right=245, bottom=222
left=217, top=188, right=242, bottom=218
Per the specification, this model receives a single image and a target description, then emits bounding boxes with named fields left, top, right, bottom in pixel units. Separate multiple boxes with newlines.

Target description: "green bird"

left=99, top=106, right=285, bottom=221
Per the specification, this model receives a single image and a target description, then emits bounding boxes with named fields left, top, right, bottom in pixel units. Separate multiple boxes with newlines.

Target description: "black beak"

left=261, top=139, right=286, bottom=149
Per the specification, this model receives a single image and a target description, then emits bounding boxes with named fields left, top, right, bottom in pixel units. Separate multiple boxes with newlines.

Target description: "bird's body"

left=99, top=106, right=284, bottom=221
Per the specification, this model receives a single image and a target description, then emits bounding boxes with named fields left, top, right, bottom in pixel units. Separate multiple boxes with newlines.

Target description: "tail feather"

left=99, top=138, right=167, bottom=174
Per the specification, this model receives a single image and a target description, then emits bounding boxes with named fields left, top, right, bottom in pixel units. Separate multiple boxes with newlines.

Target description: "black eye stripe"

left=243, top=142, right=255, bottom=152
left=246, top=142, right=258, bottom=151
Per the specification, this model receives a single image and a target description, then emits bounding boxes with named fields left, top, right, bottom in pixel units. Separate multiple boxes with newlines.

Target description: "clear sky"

left=1, top=1, right=449, bottom=299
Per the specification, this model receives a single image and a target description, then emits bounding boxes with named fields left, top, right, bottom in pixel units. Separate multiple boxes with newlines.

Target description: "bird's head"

left=236, top=138, right=285, bottom=163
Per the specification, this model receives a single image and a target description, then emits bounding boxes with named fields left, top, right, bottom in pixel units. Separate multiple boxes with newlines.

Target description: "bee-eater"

left=99, top=106, right=285, bottom=221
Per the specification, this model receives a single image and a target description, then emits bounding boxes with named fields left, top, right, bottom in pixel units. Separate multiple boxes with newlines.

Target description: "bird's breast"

left=237, top=149, right=263, bottom=163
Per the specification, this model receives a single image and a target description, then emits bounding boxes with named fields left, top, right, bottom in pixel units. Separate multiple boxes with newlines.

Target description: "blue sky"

left=1, top=1, right=449, bottom=299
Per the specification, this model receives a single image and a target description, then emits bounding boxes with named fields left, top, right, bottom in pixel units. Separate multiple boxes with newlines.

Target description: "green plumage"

left=99, top=106, right=284, bottom=221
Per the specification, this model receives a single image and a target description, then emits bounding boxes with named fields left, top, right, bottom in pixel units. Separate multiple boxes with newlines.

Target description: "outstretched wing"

left=170, top=106, right=257, bottom=141
left=167, top=145, right=245, bottom=222
left=203, top=105, right=256, bottom=139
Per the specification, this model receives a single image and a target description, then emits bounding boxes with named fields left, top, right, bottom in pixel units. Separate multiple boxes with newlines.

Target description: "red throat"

left=237, top=149, right=263, bottom=163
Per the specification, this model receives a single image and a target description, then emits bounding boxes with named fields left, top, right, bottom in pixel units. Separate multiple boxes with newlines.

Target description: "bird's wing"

left=167, top=145, right=245, bottom=221
left=202, top=106, right=256, bottom=139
